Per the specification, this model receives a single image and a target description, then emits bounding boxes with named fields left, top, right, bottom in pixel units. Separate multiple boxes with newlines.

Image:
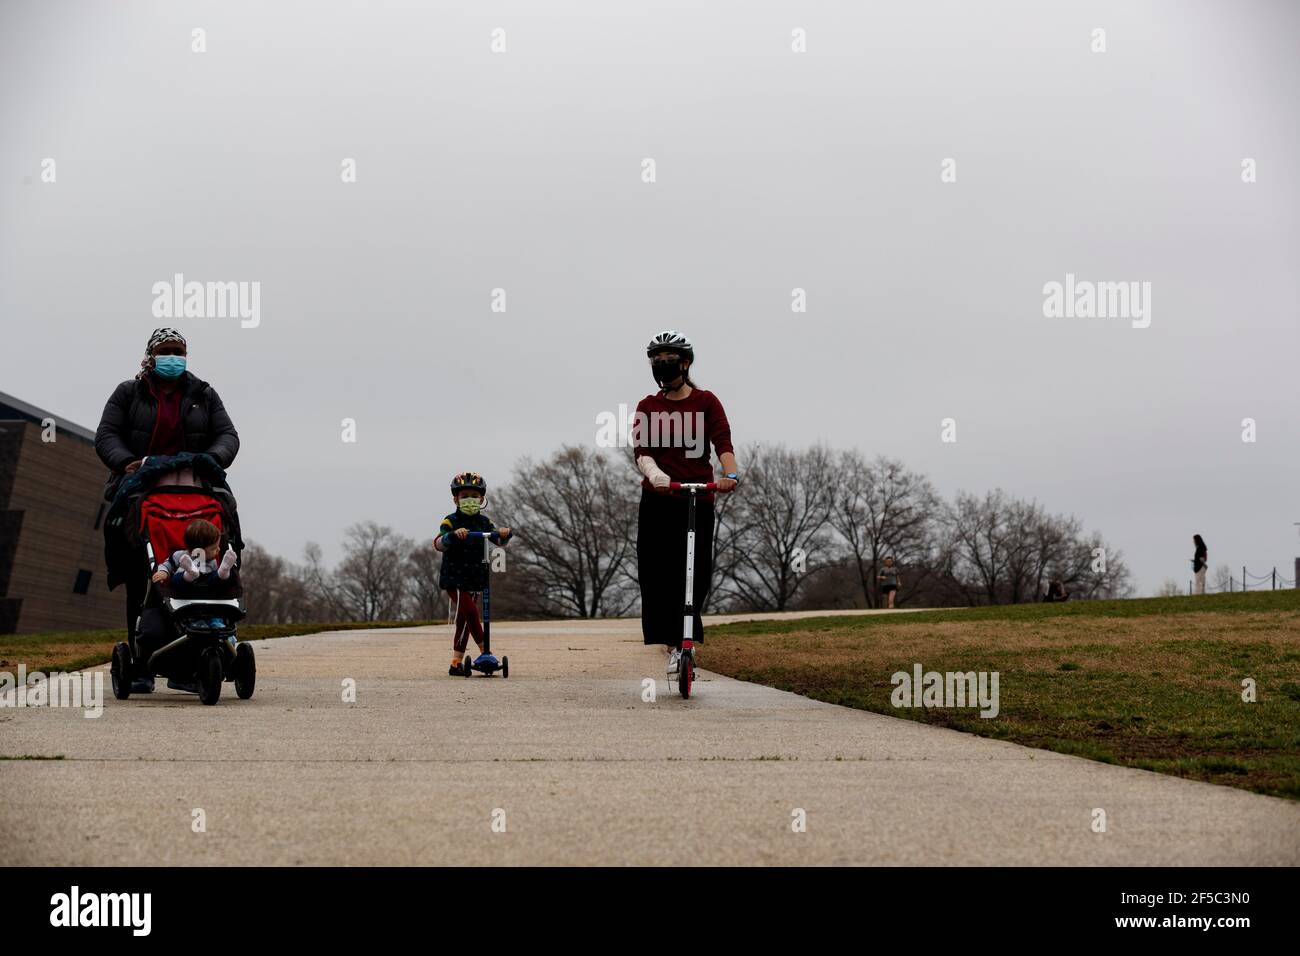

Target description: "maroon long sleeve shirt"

left=633, top=388, right=734, bottom=492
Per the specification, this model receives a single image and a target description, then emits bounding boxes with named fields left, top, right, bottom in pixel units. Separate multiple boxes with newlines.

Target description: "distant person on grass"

left=1043, top=579, right=1070, bottom=602
left=877, top=556, right=900, bottom=609
left=1192, top=534, right=1208, bottom=595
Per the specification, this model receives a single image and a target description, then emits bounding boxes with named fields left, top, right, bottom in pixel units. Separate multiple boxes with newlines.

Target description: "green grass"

left=0, top=620, right=444, bottom=674
left=710, top=589, right=1300, bottom=639
left=701, top=590, right=1300, bottom=800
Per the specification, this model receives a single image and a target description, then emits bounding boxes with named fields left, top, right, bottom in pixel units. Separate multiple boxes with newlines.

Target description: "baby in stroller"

left=150, top=518, right=239, bottom=591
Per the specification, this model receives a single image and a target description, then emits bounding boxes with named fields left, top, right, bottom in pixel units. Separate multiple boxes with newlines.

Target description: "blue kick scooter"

left=460, top=530, right=510, bottom=678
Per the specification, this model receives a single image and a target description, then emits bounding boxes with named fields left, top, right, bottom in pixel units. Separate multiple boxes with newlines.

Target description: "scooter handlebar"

left=668, top=482, right=717, bottom=491
left=462, top=530, right=512, bottom=542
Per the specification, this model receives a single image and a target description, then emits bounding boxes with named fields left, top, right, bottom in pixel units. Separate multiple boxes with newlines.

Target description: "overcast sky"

left=2, top=0, right=1297, bottom=596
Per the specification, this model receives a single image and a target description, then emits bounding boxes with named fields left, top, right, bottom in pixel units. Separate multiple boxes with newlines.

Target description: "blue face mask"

left=153, top=355, right=187, bottom=380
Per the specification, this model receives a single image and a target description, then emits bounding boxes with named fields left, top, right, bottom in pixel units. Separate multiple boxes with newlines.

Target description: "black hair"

left=1193, top=534, right=1206, bottom=549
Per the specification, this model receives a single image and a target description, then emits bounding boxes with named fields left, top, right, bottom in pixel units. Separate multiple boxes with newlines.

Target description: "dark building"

left=0, top=391, right=122, bottom=633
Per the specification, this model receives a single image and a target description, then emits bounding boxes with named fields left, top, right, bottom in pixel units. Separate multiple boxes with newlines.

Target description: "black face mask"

left=652, top=358, right=683, bottom=388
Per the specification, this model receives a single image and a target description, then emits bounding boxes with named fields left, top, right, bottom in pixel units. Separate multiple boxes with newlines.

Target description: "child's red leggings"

left=447, top=589, right=484, bottom=654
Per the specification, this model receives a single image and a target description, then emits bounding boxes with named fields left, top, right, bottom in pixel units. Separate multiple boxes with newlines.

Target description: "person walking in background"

left=877, top=556, right=900, bottom=609
left=1192, top=534, right=1208, bottom=595
left=1043, top=579, right=1070, bottom=602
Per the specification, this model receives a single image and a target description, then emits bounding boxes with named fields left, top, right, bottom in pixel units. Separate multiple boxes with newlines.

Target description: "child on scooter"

left=434, top=472, right=511, bottom=675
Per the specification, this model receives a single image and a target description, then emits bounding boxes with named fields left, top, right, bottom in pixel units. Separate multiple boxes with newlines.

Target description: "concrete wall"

left=0, top=420, right=123, bottom=633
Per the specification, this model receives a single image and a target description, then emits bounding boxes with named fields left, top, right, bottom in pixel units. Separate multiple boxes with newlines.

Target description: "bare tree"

left=492, top=446, right=639, bottom=618
left=828, top=451, right=940, bottom=608
left=942, top=490, right=1015, bottom=605
left=943, top=490, right=1134, bottom=604
left=241, top=443, right=1139, bottom=619
left=701, top=441, right=758, bottom=613
left=1156, top=578, right=1184, bottom=597
left=1051, top=532, right=1134, bottom=600
left=239, top=541, right=325, bottom=624
left=407, top=543, right=449, bottom=621
left=717, top=444, right=835, bottom=611
left=326, top=522, right=414, bottom=621
left=300, top=541, right=349, bottom=620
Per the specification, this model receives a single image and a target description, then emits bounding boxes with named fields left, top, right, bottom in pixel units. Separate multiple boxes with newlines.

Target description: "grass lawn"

left=0, top=620, right=444, bottom=674
left=701, top=590, right=1300, bottom=800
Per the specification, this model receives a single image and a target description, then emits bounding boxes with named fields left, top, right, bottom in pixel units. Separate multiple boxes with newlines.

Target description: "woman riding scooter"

left=632, top=331, right=738, bottom=678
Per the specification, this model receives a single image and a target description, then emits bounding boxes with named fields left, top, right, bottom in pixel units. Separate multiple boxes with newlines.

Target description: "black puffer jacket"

left=94, top=372, right=240, bottom=499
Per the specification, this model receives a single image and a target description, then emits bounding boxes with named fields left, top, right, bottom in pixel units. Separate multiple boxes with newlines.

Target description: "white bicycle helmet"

left=646, top=330, right=694, bottom=362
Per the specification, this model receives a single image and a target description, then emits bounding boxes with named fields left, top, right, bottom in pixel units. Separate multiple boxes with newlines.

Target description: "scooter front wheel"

left=679, top=652, right=693, bottom=699
left=501, top=656, right=509, bottom=679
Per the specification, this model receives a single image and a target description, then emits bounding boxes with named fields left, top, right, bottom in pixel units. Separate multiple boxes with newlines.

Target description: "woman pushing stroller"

left=96, top=327, right=241, bottom=693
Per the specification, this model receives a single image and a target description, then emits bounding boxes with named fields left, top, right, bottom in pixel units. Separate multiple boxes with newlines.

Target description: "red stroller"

left=109, top=463, right=255, bottom=705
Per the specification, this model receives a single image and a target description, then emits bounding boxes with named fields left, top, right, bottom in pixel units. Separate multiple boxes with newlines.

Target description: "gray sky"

left=3, top=0, right=1298, bottom=596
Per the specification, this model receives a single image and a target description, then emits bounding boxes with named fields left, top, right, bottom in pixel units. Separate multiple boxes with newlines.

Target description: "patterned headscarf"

left=137, top=327, right=187, bottom=378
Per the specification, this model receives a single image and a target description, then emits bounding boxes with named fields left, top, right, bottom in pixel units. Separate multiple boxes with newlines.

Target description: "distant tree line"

left=240, top=444, right=1133, bottom=625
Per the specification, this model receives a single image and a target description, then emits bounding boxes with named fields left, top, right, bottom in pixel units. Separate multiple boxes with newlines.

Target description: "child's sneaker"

left=449, top=657, right=464, bottom=676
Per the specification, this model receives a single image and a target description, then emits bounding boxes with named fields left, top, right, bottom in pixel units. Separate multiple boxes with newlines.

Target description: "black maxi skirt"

left=637, top=488, right=715, bottom=646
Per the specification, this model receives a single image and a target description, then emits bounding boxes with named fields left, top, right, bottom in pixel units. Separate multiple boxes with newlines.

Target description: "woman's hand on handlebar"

left=651, top=474, right=672, bottom=495
left=716, top=476, right=738, bottom=493
left=125, top=460, right=143, bottom=474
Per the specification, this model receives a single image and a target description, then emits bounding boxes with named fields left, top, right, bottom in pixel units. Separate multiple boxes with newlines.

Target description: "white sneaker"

left=666, top=648, right=681, bottom=675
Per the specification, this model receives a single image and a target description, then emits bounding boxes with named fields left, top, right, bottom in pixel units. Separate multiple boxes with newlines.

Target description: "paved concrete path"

left=3, top=614, right=1297, bottom=865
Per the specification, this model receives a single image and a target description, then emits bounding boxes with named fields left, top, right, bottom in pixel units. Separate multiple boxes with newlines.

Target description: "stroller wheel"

left=501, top=656, right=509, bottom=679
left=111, top=642, right=133, bottom=700
left=234, top=642, right=256, bottom=700
left=198, top=648, right=223, bottom=705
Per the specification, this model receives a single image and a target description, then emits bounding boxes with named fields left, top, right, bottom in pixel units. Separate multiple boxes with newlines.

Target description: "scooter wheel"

left=679, top=653, right=693, bottom=699
left=501, top=656, right=509, bottom=679
left=198, top=648, right=223, bottom=705
left=462, top=657, right=472, bottom=677
left=111, top=642, right=133, bottom=700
